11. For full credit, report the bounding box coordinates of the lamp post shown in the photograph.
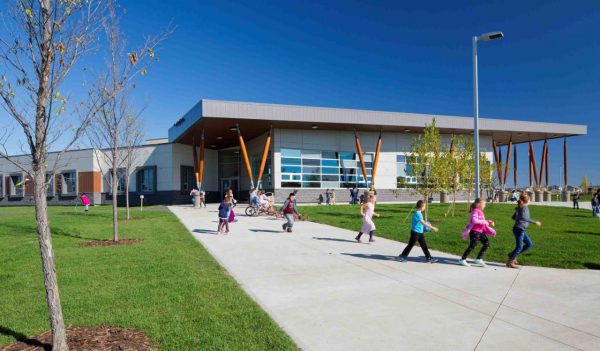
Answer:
[473,31,503,198]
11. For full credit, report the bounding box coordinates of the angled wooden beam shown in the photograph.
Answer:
[544,141,550,187]
[513,144,517,189]
[539,140,547,187]
[198,129,205,190]
[528,145,533,188]
[192,136,199,187]
[503,139,513,188]
[370,130,382,191]
[237,125,255,190]
[354,130,369,189]
[529,140,539,186]
[564,138,568,187]
[256,127,272,190]
[492,140,503,187]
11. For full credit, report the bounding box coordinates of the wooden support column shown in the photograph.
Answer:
[544,141,550,187]
[513,144,517,189]
[354,130,369,189]
[529,141,539,186]
[564,138,568,186]
[198,129,205,190]
[528,146,533,188]
[370,131,382,191]
[492,140,503,187]
[539,140,547,187]
[503,139,513,189]
[498,147,503,188]
[237,125,255,190]
[256,128,272,190]
[192,137,199,186]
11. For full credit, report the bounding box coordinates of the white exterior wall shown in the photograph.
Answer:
[0,149,96,175]
[170,143,219,192]
[273,128,493,189]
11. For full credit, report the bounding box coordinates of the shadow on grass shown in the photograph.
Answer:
[313,237,357,243]
[341,253,459,266]
[193,229,217,235]
[0,326,51,351]
[564,230,600,236]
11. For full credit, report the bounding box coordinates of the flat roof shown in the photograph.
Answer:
[168,99,587,148]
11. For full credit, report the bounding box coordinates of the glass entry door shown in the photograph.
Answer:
[221,177,239,200]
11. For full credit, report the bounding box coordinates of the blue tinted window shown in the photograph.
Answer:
[322,167,338,174]
[282,174,290,180]
[281,157,301,165]
[302,166,320,174]
[281,149,301,157]
[339,152,355,160]
[302,182,321,188]
[322,151,338,159]
[322,175,339,181]
[281,165,301,173]
[397,155,406,163]
[322,159,339,167]
[302,159,320,166]
[302,174,320,181]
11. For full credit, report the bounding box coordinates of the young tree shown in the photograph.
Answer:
[581,175,590,194]
[458,137,476,207]
[0,1,105,349]
[122,113,144,220]
[408,118,443,219]
[447,134,465,216]
[87,1,168,240]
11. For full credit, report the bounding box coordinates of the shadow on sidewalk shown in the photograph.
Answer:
[193,229,218,235]
[249,229,283,233]
[312,237,357,243]
[341,253,460,266]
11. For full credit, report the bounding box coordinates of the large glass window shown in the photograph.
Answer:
[180,166,195,192]
[397,154,418,188]
[61,171,77,195]
[280,149,373,188]
[46,173,54,197]
[9,174,24,197]
[137,166,156,193]
[0,174,4,198]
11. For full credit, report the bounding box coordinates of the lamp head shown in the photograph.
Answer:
[478,31,504,41]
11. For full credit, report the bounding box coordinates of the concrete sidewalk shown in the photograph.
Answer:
[169,205,600,351]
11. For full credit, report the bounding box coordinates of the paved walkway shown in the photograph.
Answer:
[169,205,600,351]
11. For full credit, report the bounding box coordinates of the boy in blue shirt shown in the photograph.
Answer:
[397,200,438,263]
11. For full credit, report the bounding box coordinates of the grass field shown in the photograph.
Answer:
[299,203,600,269]
[0,206,297,350]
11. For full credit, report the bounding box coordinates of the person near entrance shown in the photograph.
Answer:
[281,193,300,233]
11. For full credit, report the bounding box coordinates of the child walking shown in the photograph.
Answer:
[217,195,232,234]
[281,193,300,232]
[355,194,379,243]
[458,198,496,267]
[507,193,541,268]
[397,200,438,263]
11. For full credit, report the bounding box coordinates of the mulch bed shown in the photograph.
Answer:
[0,325,153,351]
[79,239,143,247]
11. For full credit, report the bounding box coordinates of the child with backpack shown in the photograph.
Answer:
[281,193,300,232]
[355,194,380,243]
[458,198,496,267]
[507,193,541,268]
[217,195,232,234]
[80,193,91,213]
[397,200,438,263]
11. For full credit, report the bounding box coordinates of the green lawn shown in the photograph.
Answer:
[299,203,600,269]
[0,206,297,350]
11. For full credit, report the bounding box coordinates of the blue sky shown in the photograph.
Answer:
[3,0,599,185]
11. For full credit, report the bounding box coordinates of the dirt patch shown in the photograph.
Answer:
[79,239,143,247]
[0,325,153,351]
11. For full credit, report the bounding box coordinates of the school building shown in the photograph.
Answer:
[0,100,587,206]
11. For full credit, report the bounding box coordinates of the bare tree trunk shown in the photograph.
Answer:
[125,176,130,220]
[34,169,69,351]
[112,167,119,241]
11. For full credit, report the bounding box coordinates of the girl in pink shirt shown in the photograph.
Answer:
[458,198,496,267]
[80,193,91,213]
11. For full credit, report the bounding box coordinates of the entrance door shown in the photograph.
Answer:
[221,177,239,200]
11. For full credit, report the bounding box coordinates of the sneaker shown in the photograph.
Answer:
[426,257,438,264]
[458,259,470,267]
[287,228,292,233]
[355,236,362,243]
[369,238,376,243]
[282,224,287,231]
[474,259,487,268]
[396,255,406,262]
[506,259,519,269]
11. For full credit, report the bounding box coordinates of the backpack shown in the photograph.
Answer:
[218,202,229,218]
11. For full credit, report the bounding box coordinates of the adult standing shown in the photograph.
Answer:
[330,189,336,205]
[325,188,331,205]
[573,190,580,209]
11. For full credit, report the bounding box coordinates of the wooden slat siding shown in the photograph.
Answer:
[78,171,101,193]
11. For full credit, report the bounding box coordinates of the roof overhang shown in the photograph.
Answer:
[168,100,587,149]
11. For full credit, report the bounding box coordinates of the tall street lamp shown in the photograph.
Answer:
[473,31,503,198]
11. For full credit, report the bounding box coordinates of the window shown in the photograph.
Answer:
[9,174,24,197]
[180,166,196,193]
[61,171,77,195]
[137,166,156,193]
[108,168,126,193]
[279,149,373,189]
[397,154,418,188]
[0,174,4,198]
[46,173,54,197]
